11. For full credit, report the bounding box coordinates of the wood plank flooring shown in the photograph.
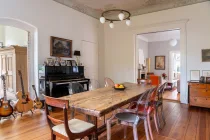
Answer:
[0,101,210,140]
[163,88,180,101]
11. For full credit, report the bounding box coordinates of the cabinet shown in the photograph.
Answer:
[0,46,28,94]
[188,82,210,108]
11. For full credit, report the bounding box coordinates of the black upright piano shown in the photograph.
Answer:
[45,66,90,97]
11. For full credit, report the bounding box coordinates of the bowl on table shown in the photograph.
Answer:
[113,84,126,91]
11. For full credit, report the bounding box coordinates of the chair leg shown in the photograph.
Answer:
[147,115,153,140]
[51,132,56,140]
[133,124,138,140]
[107,120,111,140]
[156,107,161,129]
[160,105,166,125]
[154,110,159,134]
[124,126,127,139]
[144,119,150,140]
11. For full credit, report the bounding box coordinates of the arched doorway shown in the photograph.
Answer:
[0,17,38,98]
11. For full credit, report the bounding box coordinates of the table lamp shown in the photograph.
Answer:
[74,50,81,66]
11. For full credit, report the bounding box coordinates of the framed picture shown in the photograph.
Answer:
[71,60,77,66]
[66,60,71,66]
[155,56,165,70]
[190,70,200,81]
[199,76,205,83]
[202,70,210,77]
[50,36,72,58]
[202,49,210,62]
[206,77,210,84]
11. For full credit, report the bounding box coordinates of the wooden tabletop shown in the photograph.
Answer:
[60,82,154,117]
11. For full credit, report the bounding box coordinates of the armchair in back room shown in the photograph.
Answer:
[147,75,162,86]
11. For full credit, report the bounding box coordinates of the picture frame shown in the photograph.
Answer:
[202,70,210,77]
[47,58,54,66]
[155,56,165,70]
[190,70,200,81]
[201,49,210,62]
[60,60,66,66]
[66,60,71,66]
[206,77,210,84]
[50,36,72,58]
[199,76,205,83]
[71,60,77,66]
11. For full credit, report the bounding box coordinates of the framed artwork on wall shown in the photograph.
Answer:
[50,36,72,58]
[202,49,210,62]
[155,56,165,70]
[202,70,210,77]
[190,70,200,81]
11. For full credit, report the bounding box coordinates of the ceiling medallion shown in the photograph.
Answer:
[100,9,131,28]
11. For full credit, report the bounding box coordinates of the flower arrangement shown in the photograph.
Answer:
[162,73,167,79]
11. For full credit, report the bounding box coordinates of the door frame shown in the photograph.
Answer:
[0,17,38,98]
[133,19,189,104]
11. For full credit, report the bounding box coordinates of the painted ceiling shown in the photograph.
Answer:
[54,0,208,19]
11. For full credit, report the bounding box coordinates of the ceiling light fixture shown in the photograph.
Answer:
[99,9,131,28]
[169,39,178,47]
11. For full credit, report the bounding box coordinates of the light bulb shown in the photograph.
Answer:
[100,16,105,24]
[169,39,177,47]
[118,13,125,21]
[109,21,114,28]
[126,19,131,26]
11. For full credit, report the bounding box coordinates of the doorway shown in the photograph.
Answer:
[0,25,29,100]
[135,29,181,102]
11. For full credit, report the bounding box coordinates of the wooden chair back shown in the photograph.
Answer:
[44,95,73,138]
[104,77,115,87]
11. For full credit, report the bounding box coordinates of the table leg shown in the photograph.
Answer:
[93,116,98,140]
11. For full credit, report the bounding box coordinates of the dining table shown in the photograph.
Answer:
[60,82,155,139]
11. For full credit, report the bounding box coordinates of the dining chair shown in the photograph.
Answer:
[68,82,84,118]
[106,87,156,140]
[104,77,115,87]
[69,82,84,94]
[89,79,100,90]
[44,95,97,140]
[155,82,167,129]
[128,85,160,140]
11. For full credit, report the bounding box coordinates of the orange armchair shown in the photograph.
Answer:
[147,75,161,86]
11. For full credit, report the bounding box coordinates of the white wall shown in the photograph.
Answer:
[0,0,99,97]
[148,40,180,77]
[4,26,28,46]
[0,0,99,64]
[101,2,210,103]
[0,25,5,45]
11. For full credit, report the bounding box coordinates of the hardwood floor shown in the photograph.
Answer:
[0,101,210,140]
[163,88,180,101]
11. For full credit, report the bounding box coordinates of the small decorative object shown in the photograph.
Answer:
[162,73,167,80]
[202,49,210,62]
[71,60,77,66]
[50,36,72,58]
[74,50,81,66]
[54,60,60,66]
[60,60,66,66]
[190,70,200,81]
[199,76,205,83]
[155,56,165,70]
[114,84,126,91]
[66,60,71,66]
[43,61,47,66]
[202,70,210,76]
[206,77,210,84]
